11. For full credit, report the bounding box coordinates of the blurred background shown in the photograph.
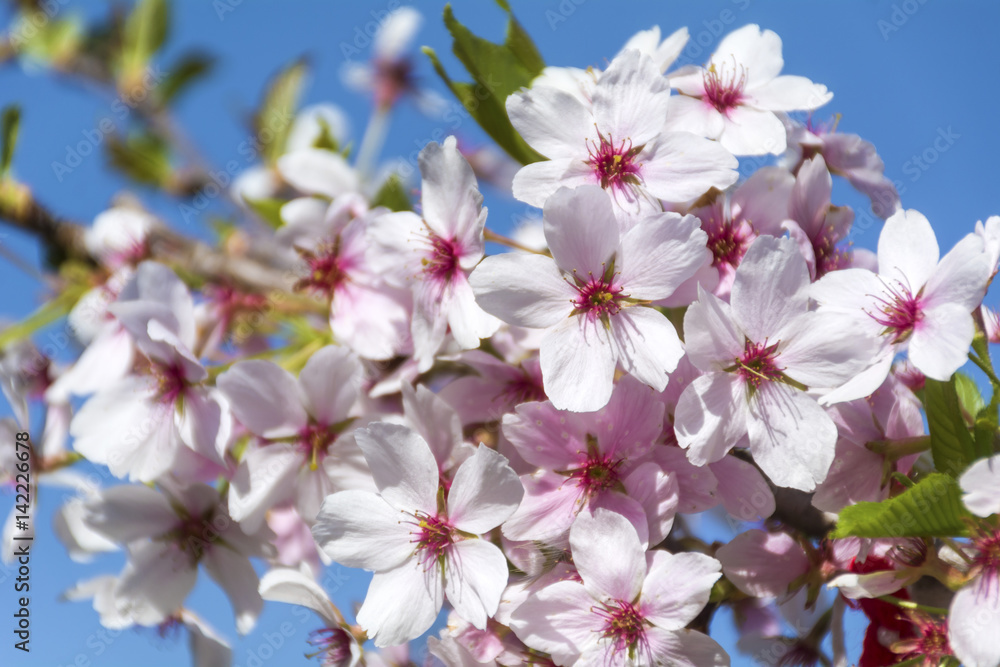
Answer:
[1,0,998,665]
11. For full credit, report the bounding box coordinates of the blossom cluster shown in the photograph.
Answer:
[4,5,1000,667]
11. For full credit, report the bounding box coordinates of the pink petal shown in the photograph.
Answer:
[447,445,524,534]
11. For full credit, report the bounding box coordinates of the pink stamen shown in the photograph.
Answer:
[571,271,625,323]
[868,277,923,342]
[307,627,354,666]
[296,238,352,297]
[703,60,747,115]
[735,339,783,388]
[586,130,643,193]
[422,234,461,283]
[406,511,455,568]
[593,600,649,658]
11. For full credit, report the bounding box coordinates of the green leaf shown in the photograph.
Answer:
[155,52,214,107]
[954,372,985,422]
[312,117,339,152]
[120,0,169,80]
[0,283,88,349]
[1,105,20,179]
[925,377,979,477]
[11,12,83,63]
[105,132,172,187]
[833,473,971,538]
[256,58,309,166]
[371,175,412,212]
[427,3,545,165]
[242,196,286,230]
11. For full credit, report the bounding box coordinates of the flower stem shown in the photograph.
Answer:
[483,228,549,256]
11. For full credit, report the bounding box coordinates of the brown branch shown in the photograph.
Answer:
[0,185,294,294]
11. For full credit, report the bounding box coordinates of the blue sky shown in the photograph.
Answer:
[2,0,999,665]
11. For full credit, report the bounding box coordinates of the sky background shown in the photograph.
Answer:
[2,0,999,665]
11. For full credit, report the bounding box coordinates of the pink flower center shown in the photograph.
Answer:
[708,219,755,269]
[894,614,952,664]
[298,422,339,470]
[153,362,188,405]
[703,61,747,115]
[165,511,221,565]
[422,234,461,283]
[410,511,455,567]
[572,273,625,323]
[496,370,546,407]
[595,600,648,657]
[973,530,1000,573]
[308,627,354,666]
[868,278,923,342]
[586,131,643,193]
[735,339,783,389]
[568,448,623,496]
[296,238,351,297]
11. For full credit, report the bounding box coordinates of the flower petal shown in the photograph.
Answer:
[357,556,443,647]
[570,508,646,603]
[216,361,307,439]
[539,315,616,412]
[444,538,510,629]
[470,252,574,329]
[311,490,413,571]
[447,445,524,534]
[642,550,721,629]
[543,185,620,275]
[355,422,439,514]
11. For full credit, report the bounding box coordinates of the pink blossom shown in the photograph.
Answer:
[472,185,710,411]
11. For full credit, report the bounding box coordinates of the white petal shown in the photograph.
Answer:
[543,186,620,275]
[641,132,739,201]
[298,345,361,425]
[711,24,783,86]
[447,445,524,534]
[923,232,991,312]
[645,627,730,667]
[510,157,593,209]
[357,557,442,647]
[674,373,747,466]
[642,551,721,629]
[683,286,745,372]
[470,252,574,328]
[374,6,421,60]
[312,490,413,571]
[444,539,509,629]
[664,94,725,139]
[259,567,339,627]
[83,484,176,543]
[719,106,787,156]
[747,382,836,491]
[715,529,808,598]
[446,274,501,349]
[203,547,262,635]
[908,303,975,381]
[216,361,307,438]
[748,75,832,111]
[418,137,484,242]
[618,213,710,300]
[710,455,776,521]
[508,580,602,664]
[355,422,439,514]
[731,235,810,343]
[949,573,1000,667]
[113,541,196,626]
[539,315,616,412]
[227,445,300,533]
[960,454,1000,517]
[777,311,878,389]
[877,209,940,289]
[609,306,683,392]
[570,508,646,603]
[506,87,591,159]
[277,149,358,199]
[593,49,671,145]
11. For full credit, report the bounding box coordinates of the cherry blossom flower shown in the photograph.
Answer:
[674,235,876,491]
[368,137,500,369]
[217,345,373,531]
[70,262,231,482]
[471,185,710,411]
[960,453,1000,518]
[259,567,362,667]
[947,525,1000,667]
[501,375,678,545]
[811,208,992,389]
[509,509,728,666]
[716,529,810,599]
[279,196,413,361]
[782,154,855,278]
[82,482,272,634]
[312,422,523,646]
[667,24,832,155]
[508,49,738,227]
[84,207,154,270]
[782,115,900,219]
